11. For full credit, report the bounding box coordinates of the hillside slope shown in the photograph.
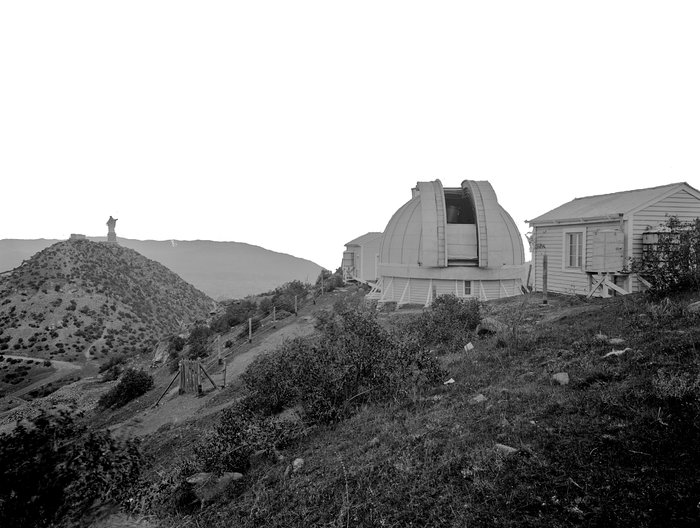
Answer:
[0,238,323,300]
[0,239,214,364]
[126,291,700,528]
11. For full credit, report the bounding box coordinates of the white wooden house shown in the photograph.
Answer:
[370,180,526,305]
[527,182,700,297]
[341,232,383,284]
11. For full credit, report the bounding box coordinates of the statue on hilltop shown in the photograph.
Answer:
[106,216,118,243]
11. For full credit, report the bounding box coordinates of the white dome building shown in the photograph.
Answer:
[371,179,525,305]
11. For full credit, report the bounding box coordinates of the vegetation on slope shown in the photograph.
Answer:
[136,290,700,527]
[0,407,141,528]
[0,239,214,364]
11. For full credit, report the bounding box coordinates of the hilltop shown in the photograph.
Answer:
[0,238,323,300]
[0,239,214,365]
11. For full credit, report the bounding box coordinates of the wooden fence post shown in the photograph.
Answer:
[248,318,252,343]
[542,253,548,305]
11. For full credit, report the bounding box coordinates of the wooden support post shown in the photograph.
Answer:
[248,318,252,343]
[272,306,276,328]
[216,336,222,365]
[222,360,227,388]
[199,364,220,390]
[154,370,181,407]
[294,295,298,316]
[542,254,548,305]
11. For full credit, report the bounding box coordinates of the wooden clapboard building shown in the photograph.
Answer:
[369,180,526,305]
[342,232,383,284]
[527,182,700,297]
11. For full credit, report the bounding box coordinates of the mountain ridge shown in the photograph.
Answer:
[0,238,324,300]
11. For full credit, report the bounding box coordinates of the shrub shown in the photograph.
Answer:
[395,294,481,353]
[98,368,154,409]
[0,407,141,527]
[270,280,310,313]
[633,216,700,294]
[242,307,444,423]
[186,324,212,359]
[98,353,127,374]
[316,268,344,293]
[211,300,257,333]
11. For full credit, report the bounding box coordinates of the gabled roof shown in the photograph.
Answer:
[528,182,700,225]
[345,232,383,247]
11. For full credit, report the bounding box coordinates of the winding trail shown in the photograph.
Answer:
[109,311,322,438]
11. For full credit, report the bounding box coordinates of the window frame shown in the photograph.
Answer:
[463,280,472,296]
[562,228,586,271]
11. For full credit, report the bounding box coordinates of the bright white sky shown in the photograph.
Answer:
[2,1,699,270]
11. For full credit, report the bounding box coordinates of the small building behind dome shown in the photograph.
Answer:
[342,232,383,284]
[371,179,526,305]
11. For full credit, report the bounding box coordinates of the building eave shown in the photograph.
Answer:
[527,213,625,227]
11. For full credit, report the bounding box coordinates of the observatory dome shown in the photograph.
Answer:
[374,179,525,304]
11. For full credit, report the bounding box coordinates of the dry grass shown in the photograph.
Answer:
[141,291,700,527]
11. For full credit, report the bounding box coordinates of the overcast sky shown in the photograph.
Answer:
[2,2,699,270]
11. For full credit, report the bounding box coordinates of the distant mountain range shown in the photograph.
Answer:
[0,238,324,300]
[0,239,214,364]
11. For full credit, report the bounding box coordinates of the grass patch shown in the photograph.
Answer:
[139,291,700,527]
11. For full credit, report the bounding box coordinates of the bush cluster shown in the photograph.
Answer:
[210,299,257,333]
[193,403,303,474]
[0,408,141,527]
[98,368,154,409]
[315,268,344,293]
[633,216,700,295]
[242,307,444,423]
[393,294,481,353]
[99,353,127,381]
[186,324,213,359]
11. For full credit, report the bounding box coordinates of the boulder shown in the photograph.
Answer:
[470,393,487,405]
[292,457,305,472]
[476,317,508,335]
[217,472,244,489]
[608,337,626,346]
[494,443,518,456]
[186,472,214,486]
[464,342,475,352]
[604,347,632,358]
[552,372,570,385]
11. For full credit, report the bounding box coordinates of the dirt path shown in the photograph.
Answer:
[1,354,81,400]
[109,313,320,438]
